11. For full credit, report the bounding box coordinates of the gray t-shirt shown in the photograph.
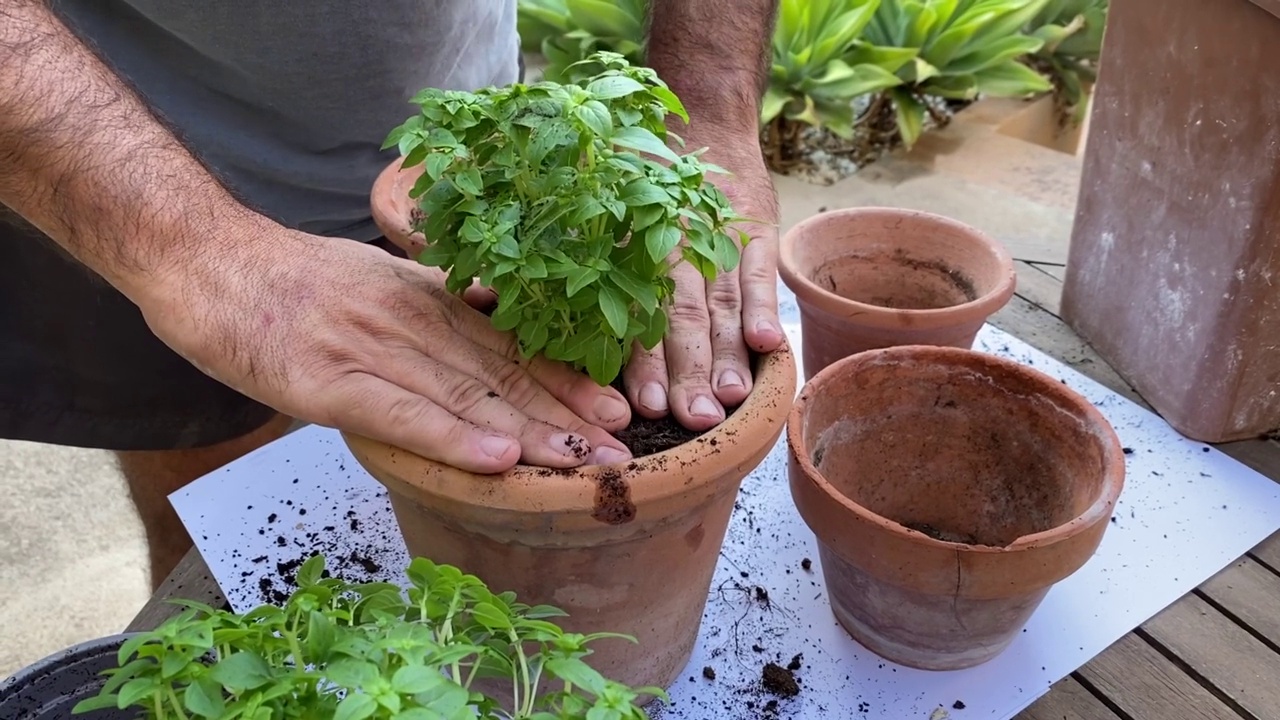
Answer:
[52,0,519,241]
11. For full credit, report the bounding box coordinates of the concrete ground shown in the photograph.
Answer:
[0,442,148,679]
[0,93,1085,682]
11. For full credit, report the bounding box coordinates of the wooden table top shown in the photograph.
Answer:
[128,261,1280,720]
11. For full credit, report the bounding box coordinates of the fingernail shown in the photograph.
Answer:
[593,393,629,423]
[756,319,781,337]
[717,370,745,390]
[551,433,590,460]
[591,446,632,465]
[480,435,514,460]
[690,395,722,419]
[639,383,668,413]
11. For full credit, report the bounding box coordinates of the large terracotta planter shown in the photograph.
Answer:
[787,346,1124,671]
[779,207,1016,380]
[343,346,796,692]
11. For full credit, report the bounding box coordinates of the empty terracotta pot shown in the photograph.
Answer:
[779,207,1017,380]
[343,345,797,693]
[787,345,1124,671]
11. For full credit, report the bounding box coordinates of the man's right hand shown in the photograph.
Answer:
[138,226,634,474]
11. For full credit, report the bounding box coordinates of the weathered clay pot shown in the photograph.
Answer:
[787,346,1124,671]
[370,159,427,256]
[0,634,141,719]
[343,346,796,692]
[778,207,1016,380]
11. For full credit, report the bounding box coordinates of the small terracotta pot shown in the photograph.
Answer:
[787,346,1124,671]
[370,158,426,256]
[778,207,1017,380]
[343,346,797,692]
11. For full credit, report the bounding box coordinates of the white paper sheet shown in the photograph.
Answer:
[171,286,1280,720]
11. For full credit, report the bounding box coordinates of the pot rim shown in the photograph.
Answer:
[343,342,797,515]
[778,207,1017,330]
[786,344,1126,554]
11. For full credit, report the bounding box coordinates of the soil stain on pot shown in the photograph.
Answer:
[592,467,637,525]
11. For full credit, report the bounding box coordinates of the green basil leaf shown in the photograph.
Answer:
[597,285,630,338]
[610,126,680,164]
[334,693,377,720]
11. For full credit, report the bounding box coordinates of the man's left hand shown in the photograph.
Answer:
[621,132,785,431]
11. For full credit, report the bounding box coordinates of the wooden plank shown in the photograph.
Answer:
[1143,593,1280,719]
[1075,633,1241,720]
[1015,261,1064,316]
[125,546,225,632]
[1198,557,1280,649]
[1015,676,1121,720]
[1031,262,1067,281]
[989,293,1147,406]
[1250,532,1280,571]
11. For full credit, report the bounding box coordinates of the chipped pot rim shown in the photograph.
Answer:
[786,344,1127,555]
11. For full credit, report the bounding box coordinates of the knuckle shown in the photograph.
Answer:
[668,293,710,326]
[381,394,433,430]
[707,279,742,319]
[484,358,543,410]
[441,375,498,418]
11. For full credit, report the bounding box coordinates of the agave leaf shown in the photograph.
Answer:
[810,2,881,66]
[960,0,1052,55]
[922,15,988,69]
[904,3,940,48]
[1053,6,1107,58]
[919,73,979,100]
[517,0,571,52]
[972,58,1053,96]
[813,100,859,139]
[761,84,790,123]
[803,59,904,99]
[565,0,645,39]
[890,87,927,147]
[1030,22,1078,54]
[847,42,920,75]
[947,34,1044,74]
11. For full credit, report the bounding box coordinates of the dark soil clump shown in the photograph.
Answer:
[613,413,704,457]
[761,663,800,698]
[702,666,716,680]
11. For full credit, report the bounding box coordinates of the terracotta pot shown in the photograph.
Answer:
[778,207,1016,380]
[370,158,426,256]
[342,346,797,692]
[786,346,1124,671]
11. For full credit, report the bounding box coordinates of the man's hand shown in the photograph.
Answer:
[142,226,634,473]
[1,1,630,474]
[633,0,784,429]
[622,138,785,429]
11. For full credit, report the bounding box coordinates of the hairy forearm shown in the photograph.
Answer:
[646,0,777,136]
[0,1,270,305]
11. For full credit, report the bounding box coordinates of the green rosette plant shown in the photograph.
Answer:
[762,0,907,141]
[382,51,748,387]
[861,0,1054,146]
[73,554,664,720]
[1025,0,1108,126]
[517,0,649,83]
